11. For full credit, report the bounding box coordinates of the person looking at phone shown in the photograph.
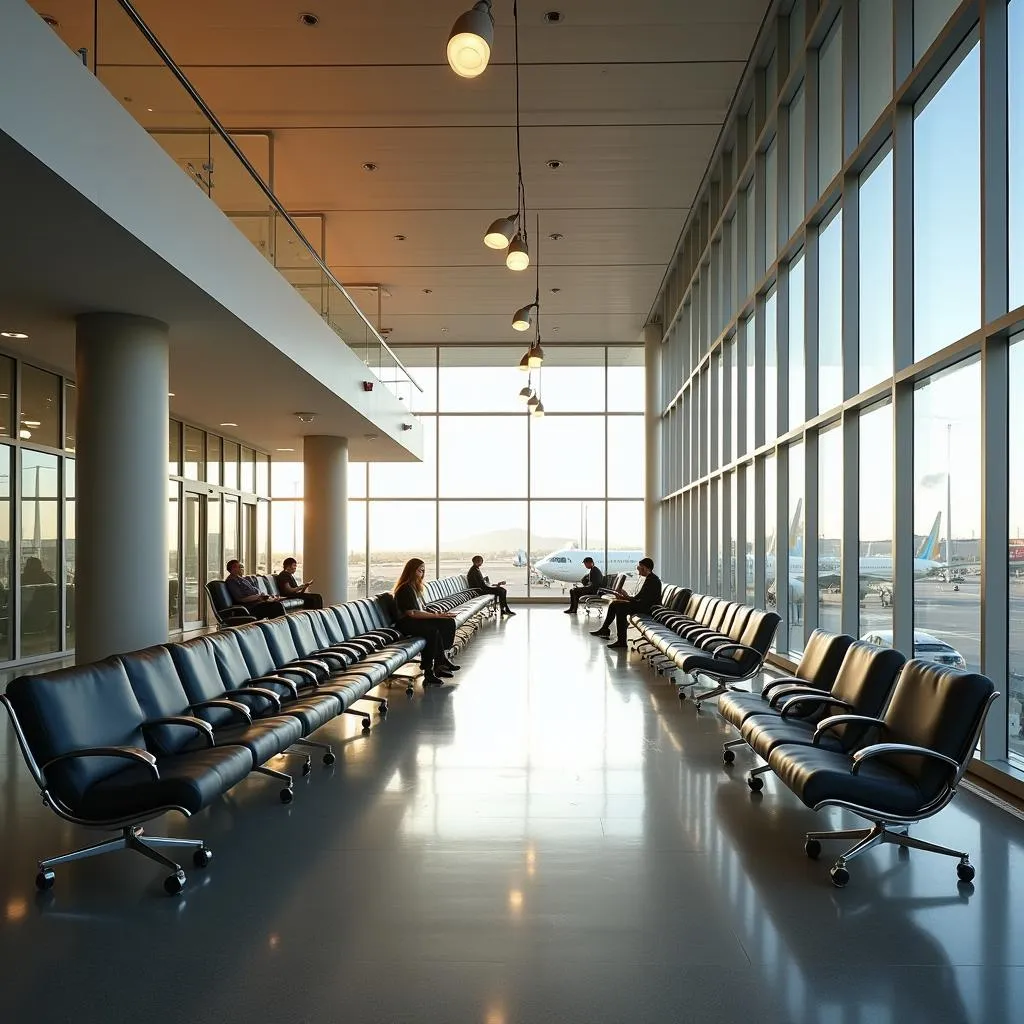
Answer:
[466,555,514,616]
[274,557,324,610]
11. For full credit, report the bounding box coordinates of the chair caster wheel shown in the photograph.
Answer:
[804,838,821,860]
[830,865,850,888]
[957,860,976,883]
[35,870,55,891]
[323,752,336,765]
[164,871,186,896]
[747,775,764,793]
[361,721,371,733]
[378,704,388,716]
[280,787,294,804]
[406,685,414,696]
[678,691,686,701]
[302,759,312,776]
[722,749,735,765]
[193,846,213,868]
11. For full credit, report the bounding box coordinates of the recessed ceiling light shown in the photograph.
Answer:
[440,327,449,334]
[544,11,563,23]
[364,433,379,440]
[549,232,563,241]
[362,162,378,172]
[41,14,59,27]
[1,332,28,339]
[546,159,563,170]
[551,286,561,293]
[298,12,319,26]
[275,447,295,452]
[220,422,238,427]
[552,326,560,332]
[146,107,154,112]
[423,288,433,294]
[394,234,406,242]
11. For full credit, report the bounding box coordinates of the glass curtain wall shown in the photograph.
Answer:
[271,346,644,600]
[655,1,1024,779]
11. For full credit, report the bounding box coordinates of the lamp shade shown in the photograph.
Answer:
[527,341,545,369]
[527,393,540,411]
[447,2,494,78]
[518,385,534,403]
[484,214,518,249]
[531,399,545,418]
[518,350,531,371]
[512,304,533,332]
[506,232,530,272]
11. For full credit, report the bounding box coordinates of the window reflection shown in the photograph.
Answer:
[859,0,893,136]
[789,254,805,429]
[20,450,59,657]
[859,402,893,638]
[765,139,778,265]
[818,18,842,191]
[817,424,842,635]
[818,207,843,412]
[745,463,755,605]
[859,147,894,389]
[764,292,778,443]
[1010,0,1024,309]
[913,39,980,361]
[913,359,980,670]
[787,443,805,654]
[20,365,60,449]
[763,454,776,622]
[788,85,805,236]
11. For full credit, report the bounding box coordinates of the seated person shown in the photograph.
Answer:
[566,556,602,614]
[590,558,662,649]
[22,556,55,586]
[224,559,286,620]
[393,558,460,686]
[466,555,514,616]
[274,557,324,610]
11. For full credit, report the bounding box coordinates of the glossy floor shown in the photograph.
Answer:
[2,609,1024,1023]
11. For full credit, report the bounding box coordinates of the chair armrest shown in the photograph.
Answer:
[191,698,253,724]
[290,658,330,673]
[250,674,300,697]
[711,642,764,661]
[768,683,831,709]
[142,716,215,747]
[778,694,855,719]
[277,665,320,683]
[850,743,960,776]
[761,675,808,698]
[42,746,159,779]
[231,686,283,711]
[812,714,886,745]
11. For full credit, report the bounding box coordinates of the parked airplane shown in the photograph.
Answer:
[533,549,645,585]
[512,549,528,567]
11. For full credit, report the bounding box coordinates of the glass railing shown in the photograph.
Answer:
[36,0,421,404]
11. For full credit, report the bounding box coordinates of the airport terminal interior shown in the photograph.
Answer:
[3,0,1024,1020]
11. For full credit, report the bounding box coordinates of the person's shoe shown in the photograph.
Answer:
[438,659,461,672]
[423,674,444,687]
[502,608,516,616]
[564,608,576,614]
[590,628,611,638]
[434,666,455,679]
[607,640,628,650]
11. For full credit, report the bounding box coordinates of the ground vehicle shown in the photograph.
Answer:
[860,629,967,669]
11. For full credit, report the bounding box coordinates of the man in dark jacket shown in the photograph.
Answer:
[467,556,514,616]
[590,558,662,649]
[566,556,603,614]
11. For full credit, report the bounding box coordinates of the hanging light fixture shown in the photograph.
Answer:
[512,302,535,332]
[519,372,534,402]
[518,349,531,371]
[506,232,529,272]
[527,340,545,368]
[446,1,494,78]
[527,393,540,412]
[531,398,545,418]
[485,213,518,249]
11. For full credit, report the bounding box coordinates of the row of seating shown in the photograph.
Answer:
[716,628,997,887]
[207,573,307,625]
[1,576,496,895]
[579,573,627,617]
[628,588,782,709]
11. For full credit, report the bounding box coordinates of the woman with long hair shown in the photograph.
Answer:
[393,558,460,686]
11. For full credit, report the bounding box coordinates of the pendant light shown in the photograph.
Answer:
[519,372,534,402]
[531,398,545,418]
[512,303,535,332]
[527,340,544,368]
[516,217,543,362]
[527,393,540,412]
[446,1,494,78]
[485,213,519,249]
[518,350,531,371]
[506,232,530,271]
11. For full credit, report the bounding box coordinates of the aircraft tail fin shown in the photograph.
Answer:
[916,511,943,562]
[788,498,804,556]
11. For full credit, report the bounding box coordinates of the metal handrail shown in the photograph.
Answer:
[112,0,422,392]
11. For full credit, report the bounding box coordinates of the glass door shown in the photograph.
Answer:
[206,492,222,620]
[182,490,203,629]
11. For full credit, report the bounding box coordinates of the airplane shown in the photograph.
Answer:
[512,549,528,567]
[533,549,645,586]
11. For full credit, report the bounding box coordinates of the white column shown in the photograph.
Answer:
[303,435,348,605]
[644,323,662,566]
[75,312,169,663]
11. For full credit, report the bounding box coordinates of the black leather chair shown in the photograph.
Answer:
[580,572,627,617]
[120,645,305,803]
[766,659,998,886]
[736,640,906,791]
[719,628,856,761]
[2,659,251,893]
[206,579,257,627]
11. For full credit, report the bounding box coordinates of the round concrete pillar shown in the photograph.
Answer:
[74,312,169,663]
[303,435,348,605]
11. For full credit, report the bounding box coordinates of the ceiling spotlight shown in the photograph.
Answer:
[41,14,59,27]
[295,412,317,423]
[518,385,534,403]
[394,234,406,242]
[441,327,449,334]
[532,399,546,418]
[506,232,530,272]
[550,287,561,293]
[423,288,433,294]
[518,350,531,371]
[544,11,563,23]
[0,331,28,339]
[512,304,534,332]
[298,12,319,26]
[549,232,563,241]
[484,214,519,250]
[546,159,563,170]
[527,341,545,369]
[362,162,378,172]
[447,1,494,78]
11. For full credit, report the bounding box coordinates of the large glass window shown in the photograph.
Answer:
[745,464,755,606]
[608,348,645,411]
[913,359,980,670]
[438,349,524,412]
[764,292,778,443]
[372,418,437,497]
[63,382,76,452]
[818,18,843,192]
[369,501,437,590]
[818,206,843,412]
[859,0,893,137]
[914,0,963,62]
[1009,335,1024,758]
[0,446,11,661]
[0,357,12,442]
[183,425,203,480]
[21,450,60,656]
[859,402,893,638]
[64,460,74,650]
[440,501,528,598]
[788,254,805,430]
[531,417,605,498]
[787,443,805,655]
[1010,0,1024,310]
[20,366,60,449]
[788,85,805,237]
[763,454,777,634]
[743,316,755,455]
[608,417,645,496]
[859,147,894,390]
[765,139,779,265]
[168,482,180,631]
[440,416,525,498]
[817,424,842,635]
[913,39,981,361]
